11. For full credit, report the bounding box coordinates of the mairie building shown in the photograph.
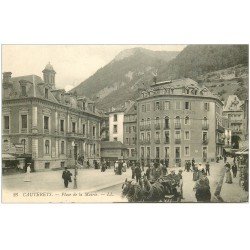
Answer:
[137,78,225,166]
[2,63,102,170]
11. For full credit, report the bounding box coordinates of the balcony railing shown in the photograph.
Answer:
[155,139,161,144]
[230,120,243,124]
[216,124,225,133]
[164,139,170,144]
[232,129,242,133]
[140,125,145,130]
[174,123,181,129]
[202,124,209,130]
[154,124,161,130]
[202,139,209,145]
[175,138,181,144]
[164,124,170,130]
[216,138,225,144]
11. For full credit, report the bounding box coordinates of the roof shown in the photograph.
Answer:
[139,78,220,101]
[223,95,244,112]
[43,62,56,72]
[101,141,127,149]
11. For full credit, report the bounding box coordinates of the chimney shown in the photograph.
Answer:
[3,72,12,84]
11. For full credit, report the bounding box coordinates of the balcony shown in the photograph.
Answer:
[164,124,170,130]
[202,139,209,145]
[140,125,145,131]
[216,124,225,133]
[164,139,170,144]
[145,124,151,130]
[154,124,161,130]
[216,138,225,145]
[174,123,181,129]
[202,124,209,130]
[44,129,50,135]
[232,129,242,134]
[175,138,181,144]
[155,139,161,144]
[230,120,243,124]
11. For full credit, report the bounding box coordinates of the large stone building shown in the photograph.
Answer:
[223,95,244,149]
[123,102,137,160]
[2,63,102,170]
[136,78,225,166]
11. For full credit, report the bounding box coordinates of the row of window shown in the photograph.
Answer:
[125,137,137,145]
[140,146,208,159]
[140,131,209,142]
[140,116,209,126]
[124,125,136,133]
[3,115,98,137]
[141,101,210,112]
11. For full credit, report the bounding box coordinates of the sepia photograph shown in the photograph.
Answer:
[1,44,249,203]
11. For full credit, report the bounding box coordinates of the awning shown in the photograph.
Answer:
[2,153,16,161]
[235,147,248,155]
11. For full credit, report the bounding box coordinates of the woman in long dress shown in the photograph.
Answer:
[225,163,232,184]
[24,163,31,182]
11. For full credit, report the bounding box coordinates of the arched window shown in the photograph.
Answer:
[175,116,181,129]
[61,141,65,154]
[203,117,208,125]
[165,116,170,129]
[184,116,190,125]
[45,140,50,154]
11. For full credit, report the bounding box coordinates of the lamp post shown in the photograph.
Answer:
[72,141,78,189]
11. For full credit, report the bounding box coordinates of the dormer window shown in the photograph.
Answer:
[21,85,27,96]
[45,88,49,99]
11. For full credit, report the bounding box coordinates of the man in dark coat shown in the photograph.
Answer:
[194,173,211,202]
[192,158,195,171]
[62,167,72,188]
[205,162,210,176]
[135,165,142,182]
[232,163,237,178]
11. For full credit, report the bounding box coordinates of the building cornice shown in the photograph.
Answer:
[2,97,103,120]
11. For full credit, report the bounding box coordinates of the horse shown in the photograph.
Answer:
[142,174,165,202]
[121,178,144,202]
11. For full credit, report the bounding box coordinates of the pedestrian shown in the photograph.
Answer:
[232,163,237,178]
[194,172,211,202]
[141,160,145,172]
[114,161,119,174]
[146,165,151,180]
[118,160,123,175]
[135,165,142,182]
[122,161,127,172]
[205,162,210,176]
[131,162,135,179]
[224,155,227,163]
[101,161,106,172]
[24,163,32,182]
[225,163,233,184]
[193,164,199,181]
[62,167,72,188]
[162,162,167,176]
[87,159,90,169]
[177,170,184,199]
[192,158,195,171]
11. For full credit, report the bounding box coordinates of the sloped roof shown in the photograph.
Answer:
[101,141,127,149]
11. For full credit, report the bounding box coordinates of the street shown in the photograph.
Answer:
[2,158,248,203]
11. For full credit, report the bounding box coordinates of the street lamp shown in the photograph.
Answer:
[71,141,78,189]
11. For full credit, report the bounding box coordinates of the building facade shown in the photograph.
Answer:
[136,78,225,166]
[123,103,137,160]
[2,64,102,170]
[223,95,244,149]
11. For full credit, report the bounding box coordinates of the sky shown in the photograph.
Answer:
[2,45,186,91]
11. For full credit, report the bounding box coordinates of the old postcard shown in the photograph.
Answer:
[1,44,249,203]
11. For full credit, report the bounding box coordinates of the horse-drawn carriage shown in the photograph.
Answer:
[122,173,182,203]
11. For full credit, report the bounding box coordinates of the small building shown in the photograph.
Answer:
[100,141,127,165]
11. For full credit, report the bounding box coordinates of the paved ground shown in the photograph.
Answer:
[2,158,248,203]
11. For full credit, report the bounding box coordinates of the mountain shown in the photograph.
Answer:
[71,45,248,110]
[157,45,248,81]
[70,47,179,109]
